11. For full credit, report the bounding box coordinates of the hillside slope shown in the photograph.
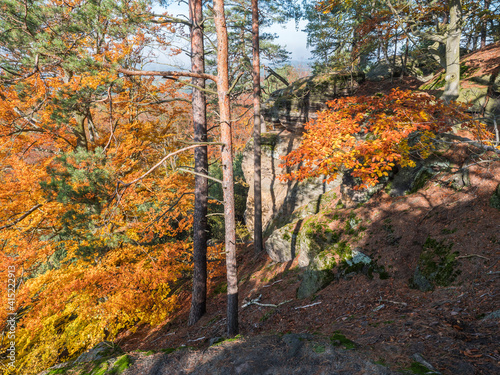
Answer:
[39,47,500,375]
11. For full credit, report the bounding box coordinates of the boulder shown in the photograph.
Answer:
[410,237,460,292]
[265,222,299,263]
[490,183,500,209]
[242,131,342,238]
[340,172,387,208]
[74,341,119,363]
[262,72,364,132]
[386,157,452,197]
[366,61,402,81]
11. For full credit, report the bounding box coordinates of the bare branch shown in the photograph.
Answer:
[136,98,191,106]
[0,204,42,230]
[151,15,192,26]
[228,71,245,95]
[264,66,289,86]
[177,168,223,184]
[121,144,203,187]
[103,63,217,82]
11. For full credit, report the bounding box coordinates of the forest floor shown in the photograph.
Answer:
[49,46,500,375]
[114,140,500,374]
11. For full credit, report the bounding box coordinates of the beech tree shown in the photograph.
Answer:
[282,89,496,187]
[0,1,207,372]
[383,0,463,101]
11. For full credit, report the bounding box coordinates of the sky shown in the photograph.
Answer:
[152,2,312,69]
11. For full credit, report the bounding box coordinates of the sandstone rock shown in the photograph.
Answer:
[265,222,298,263]
[340,172,387,208]
[386,158,452,197]
[411,266,434,292]
[243,131,341,239]
[262,72,364,132]
[297,268,334,299]
[483,309,500,320]
[410,237,460,292]
[74,341,118,363]
[366,61,402,81]
[490,183,500,209]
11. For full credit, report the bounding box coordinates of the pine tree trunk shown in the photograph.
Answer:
[480,0,491,49]
[443,0,461,102]
[213,0,238,337]
[252,0,263,254]
[188,0,208,326]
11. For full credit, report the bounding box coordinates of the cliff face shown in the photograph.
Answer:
[241,131,341,239]
[242,54,500,300]
[242,72,364,238]
[261,72,364,132]
[421,41,500,120]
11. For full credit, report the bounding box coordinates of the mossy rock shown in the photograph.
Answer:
[386,157,452,196]
[74,342,121,363]
[262,72,364,130]
[297,268,334,299]
[490,183,500,209]
[410,237,461,291]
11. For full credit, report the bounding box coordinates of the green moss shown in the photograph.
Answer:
[108,355,131,374]
[213,282,227,295]
[441,227,457,234]
[330,331,357,349]
[47,369,68,375]
[212,334,243,346]
[405,361,435,374]
[332,241,351,259]
[490,187,500,209]
[411,237,460,289]
[91,362,108,375]
[161,348,177,354]
[312,344,326,353]
[410,169,434,193]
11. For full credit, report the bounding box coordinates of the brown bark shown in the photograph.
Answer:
[442,0,461,102]
[480,0,491,49]
[188,0,208,327]
[104,64,216,81]
[213,0,238,336]
[252,0,263,254]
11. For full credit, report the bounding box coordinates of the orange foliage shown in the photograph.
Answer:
[0,1,225,373]
[281,89,495,188]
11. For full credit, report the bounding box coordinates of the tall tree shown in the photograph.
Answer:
[188,0,209,326]
[383,0,463,100]
[213,0,239,336]
[252,0,263,254]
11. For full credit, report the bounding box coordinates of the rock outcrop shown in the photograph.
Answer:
[242,131,342,238]
[262,72,364,132]
[421,42,500,121]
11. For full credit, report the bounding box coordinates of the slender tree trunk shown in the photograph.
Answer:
[213,0,238,336]
[443,0,462,102]
[480,0,491,49]
[251,0,263,254]
[188,0,208,326]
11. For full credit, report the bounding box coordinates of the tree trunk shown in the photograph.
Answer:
[251,0,263,254]
[213,0,238,337]
[480,0,491,49]
[443,0,461,102]
[188,0,208,326]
